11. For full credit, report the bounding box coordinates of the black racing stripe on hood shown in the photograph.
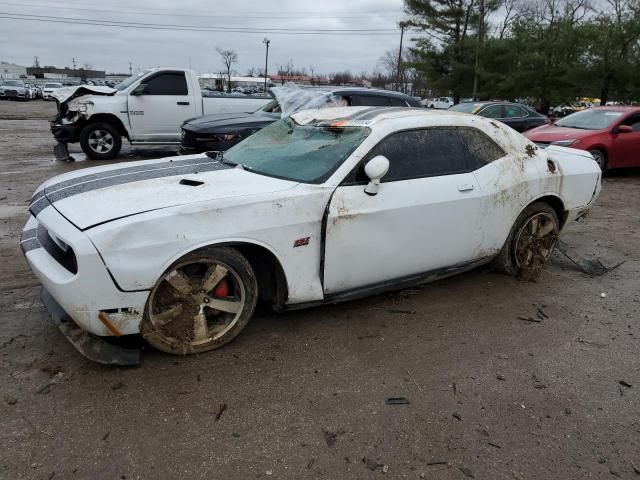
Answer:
[44,156,213,194]
[30,194,53,217]
[45,160,232,204]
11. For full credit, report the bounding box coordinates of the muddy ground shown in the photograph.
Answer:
[0,100,638,480]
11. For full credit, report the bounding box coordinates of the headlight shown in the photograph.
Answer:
[550,139,578,147]
[77,103,88,112]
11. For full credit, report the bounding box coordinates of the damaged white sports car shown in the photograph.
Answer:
[22,106,601,364]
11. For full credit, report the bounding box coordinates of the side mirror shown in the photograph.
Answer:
[617,125,633,134]
[363,155,390,196]
[131,84,148,96]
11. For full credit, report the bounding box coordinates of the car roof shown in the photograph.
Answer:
[298,85,415,99]
[291,106,536,157]
[586,105,640,112]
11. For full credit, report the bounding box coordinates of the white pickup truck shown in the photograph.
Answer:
[50,68,271,160]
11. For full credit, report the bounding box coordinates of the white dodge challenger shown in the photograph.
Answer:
[22,106,601,364]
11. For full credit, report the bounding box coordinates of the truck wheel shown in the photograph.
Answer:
[79,122,122,160]
[493,202,559,280]
[140,247,258,355]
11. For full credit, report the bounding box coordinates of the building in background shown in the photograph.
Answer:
[0,62,28,80]
[27,66,105,83]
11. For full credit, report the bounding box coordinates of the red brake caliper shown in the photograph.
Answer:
[209,278,229,316]
[213,278,229,297]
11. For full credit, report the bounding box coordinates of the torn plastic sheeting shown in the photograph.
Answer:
[271,82,345,117]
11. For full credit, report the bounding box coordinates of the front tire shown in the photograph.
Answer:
[79,122,122,160]
[140,247,258,355]
[494,202,560,280]
[588,149,607,171]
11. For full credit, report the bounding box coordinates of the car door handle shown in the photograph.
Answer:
[457,184,474,192]
[177,101,190,105]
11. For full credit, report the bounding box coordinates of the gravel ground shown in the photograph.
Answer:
[0,100,639,480]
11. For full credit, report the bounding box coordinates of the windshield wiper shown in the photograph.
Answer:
[206,150,238,166]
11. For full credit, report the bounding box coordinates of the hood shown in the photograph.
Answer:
[52,85,117,104]
[31,155,297,230]
[524,124,602,142]
[184,112,276,133]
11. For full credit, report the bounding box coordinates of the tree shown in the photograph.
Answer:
[580,0,640,104]
[216,47,238,93]
[405,0,486,102]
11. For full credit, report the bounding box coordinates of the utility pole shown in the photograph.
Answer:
[263,38,270,93]
[129,62,133,75]
[34,56,40,68]
[472,0,485,101]
[72,57,76,70]
[395,22,408,92]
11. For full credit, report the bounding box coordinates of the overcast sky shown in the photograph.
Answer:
[1,0,408,76]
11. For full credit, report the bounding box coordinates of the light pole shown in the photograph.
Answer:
[263,38,270,93]
[395,22,409,93]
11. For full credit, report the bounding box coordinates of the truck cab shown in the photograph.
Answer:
[50,68,271,160]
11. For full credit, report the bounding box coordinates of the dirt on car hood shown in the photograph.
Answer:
[30,155,297,230]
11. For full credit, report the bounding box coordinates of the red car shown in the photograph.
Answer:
[524,106,640,170]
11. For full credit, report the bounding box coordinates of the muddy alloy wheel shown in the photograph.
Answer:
[513,212,559,271]
[493,202,560,278]
[141,247,258,355]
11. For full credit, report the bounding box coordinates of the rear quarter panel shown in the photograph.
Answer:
[545,146,601,210]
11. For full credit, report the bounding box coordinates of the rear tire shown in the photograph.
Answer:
[79,122,122,160]
[494,202,560,280]
[588,149,607,171]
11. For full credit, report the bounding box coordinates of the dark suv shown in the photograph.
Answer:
[180,87,422,154]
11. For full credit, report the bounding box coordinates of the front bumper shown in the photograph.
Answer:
[21,206,149,339]
[40,288,140,366]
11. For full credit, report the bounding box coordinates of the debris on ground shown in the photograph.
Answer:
[460,467,475,478]
[363,458,386,472]
[488,441,502,448]
[215,403,227,421]
[619,380,632,388]
[385,397,410,405]
[452,413,462,421]
[322,428,345,447]
[35,372,64,394]
[556,240,624,276]
[426,461,448,466]
[5,396,17,405]
[496,374,506,381]
[518,316,542,323]
[111,382,125,391]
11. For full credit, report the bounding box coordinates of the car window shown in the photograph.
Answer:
[504,105,526,118]
[478,105,504,119]
[144,72,188,95]
[363,128,469,182]
[389,97,408,107]
[621,114,640,132]
[349,95,391,107]
[458,127,506,169]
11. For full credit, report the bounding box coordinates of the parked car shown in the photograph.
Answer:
[42,82,63,100]
[0,80,31,101]
[424,96,454,109]
[449,101,549,132]
[49,68,272,161]
[180,87,423,154]
[524,106,640,170]
[22,107,601,364]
